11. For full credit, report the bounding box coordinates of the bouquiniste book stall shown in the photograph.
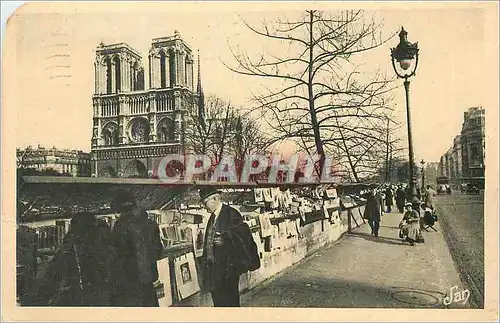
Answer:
[148,183,345,307]
[16,177,368,307]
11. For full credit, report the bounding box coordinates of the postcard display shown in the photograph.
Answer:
[246,187,341,256]
[151,208,206,305]
[151,186,342,306]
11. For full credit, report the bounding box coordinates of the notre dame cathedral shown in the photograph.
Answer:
[91,31,201,178]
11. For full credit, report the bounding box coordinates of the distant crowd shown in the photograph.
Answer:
[362,183,438,246]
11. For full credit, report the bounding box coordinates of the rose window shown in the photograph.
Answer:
[129,118,149,143]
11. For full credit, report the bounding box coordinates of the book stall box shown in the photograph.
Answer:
[151,206,207,305]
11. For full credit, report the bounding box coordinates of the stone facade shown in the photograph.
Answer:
[17,145,91,177]
[439,107,485,185]
[460,107,485,180]
[91,31,197,178]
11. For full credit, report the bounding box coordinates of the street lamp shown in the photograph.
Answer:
[420,159,426,193]
[391,27,420,209]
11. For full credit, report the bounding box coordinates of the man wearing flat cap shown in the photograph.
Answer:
[199,187,260,307]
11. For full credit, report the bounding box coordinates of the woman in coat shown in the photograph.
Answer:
[395,185,406,213]
[399,202,420,246]
[32,212,114,306]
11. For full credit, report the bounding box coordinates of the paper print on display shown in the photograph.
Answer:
[285,219,298,237]
[180,263,192,284]
[258,213,273,238]
[174,252,200,300]
[295,218,302,234]
[269,187,280,209]
[180,225,193,243]
[330,210,340,224]
[193,228,205,257]
[252,231,263,256]
[323,205,330,219]
[254,188,264,202]
[284,189,292,205]
[156,257,173,307]
[326,189,338,198]
[263,188,272,202]
[330,197,341,207]
[278,221,287,239]
[271,225,281,249]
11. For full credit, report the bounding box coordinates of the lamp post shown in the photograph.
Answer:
[391,27,420,209]
[420,159,426,193]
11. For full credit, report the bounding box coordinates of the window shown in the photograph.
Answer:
[160,51,167,88]
[157,117,175,142]
[106,58,112,94]
[168,49,176,87]
[113,56,121,93]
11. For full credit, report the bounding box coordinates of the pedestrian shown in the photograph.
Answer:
[395,185,406,213]
[32,212,114,306]
[363,189,383,237]
[398,202,420,246]
[423,185,436,211]
[199,187,260,307]
[110,190,162,307]
[385,185,394,213]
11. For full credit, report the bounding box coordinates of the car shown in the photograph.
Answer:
[437,184,447,194]
[466,184,479,195]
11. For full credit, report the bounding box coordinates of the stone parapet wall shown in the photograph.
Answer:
[176,206,357,307]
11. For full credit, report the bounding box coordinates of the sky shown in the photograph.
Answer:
[4,2,498,163]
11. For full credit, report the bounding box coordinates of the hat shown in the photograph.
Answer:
[405,202,412,207]
[199,187,221,201]
[110,189,136,211]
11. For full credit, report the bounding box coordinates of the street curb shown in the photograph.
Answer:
[437,206,484,308]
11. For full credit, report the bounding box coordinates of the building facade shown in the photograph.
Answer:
[17,145,91,177]
[460,107,485,180]
[91,31,198,178]
[439,106,485,186]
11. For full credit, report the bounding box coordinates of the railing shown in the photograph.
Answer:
[96,88,183,117]
[157,92,174,112]
[101,97,119,117]
[128,94,149,115]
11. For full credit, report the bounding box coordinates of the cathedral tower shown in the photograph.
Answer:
[91,33,196,178]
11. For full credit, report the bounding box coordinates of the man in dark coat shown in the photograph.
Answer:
[385,186,394,213]
[199,187,260,307]
[363,189,383,236]
[110,190,163,307]
[395,185,406,213]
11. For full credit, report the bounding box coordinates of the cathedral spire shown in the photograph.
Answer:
[197,50,206,126]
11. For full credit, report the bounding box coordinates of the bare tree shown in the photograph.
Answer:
[225,10,397,177]
[17,148,30,168]
[185,94,269,172]
[232,116,269,162]
[185,95,235,163]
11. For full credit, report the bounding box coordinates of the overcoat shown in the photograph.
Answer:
[201,204,260,292]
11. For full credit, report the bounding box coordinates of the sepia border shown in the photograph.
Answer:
[2,1,499,321]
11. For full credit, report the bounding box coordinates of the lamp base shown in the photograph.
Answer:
[408,177,421,214]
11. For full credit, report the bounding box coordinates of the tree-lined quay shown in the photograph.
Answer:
[12,6,489,315]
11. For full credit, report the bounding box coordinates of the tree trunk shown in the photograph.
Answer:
[307,10,325,178]
[385,118,390,182]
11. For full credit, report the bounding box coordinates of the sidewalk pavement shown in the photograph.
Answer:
[241,209,471,308]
